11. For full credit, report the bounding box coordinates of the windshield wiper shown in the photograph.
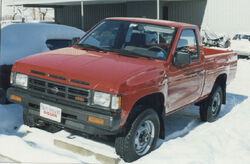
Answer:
[111,49,154,60]
[74,44,107,52]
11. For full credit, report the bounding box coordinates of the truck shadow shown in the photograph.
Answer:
[158,92,247,147]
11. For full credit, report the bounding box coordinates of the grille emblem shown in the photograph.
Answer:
[50,87,59,94]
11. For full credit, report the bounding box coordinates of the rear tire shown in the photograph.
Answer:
[115,107,160,162]
[200,85,223,122]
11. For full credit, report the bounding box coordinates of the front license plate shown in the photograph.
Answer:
[40,103,62,123]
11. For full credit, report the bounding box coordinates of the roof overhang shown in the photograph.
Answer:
[7,0,196,7]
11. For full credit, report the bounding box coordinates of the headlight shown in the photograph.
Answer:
[93,91,121,110]
[93,91,111,108]
[12,73,28,89]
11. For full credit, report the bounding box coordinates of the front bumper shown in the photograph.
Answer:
[7,87,121,135]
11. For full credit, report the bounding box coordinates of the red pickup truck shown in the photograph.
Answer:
[7,17,237,162]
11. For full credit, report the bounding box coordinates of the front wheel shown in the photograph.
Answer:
[200,85,223,122]
[115,108,160,162]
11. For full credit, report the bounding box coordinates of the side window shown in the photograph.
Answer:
[46,39,72,50]
[176,29,199,62]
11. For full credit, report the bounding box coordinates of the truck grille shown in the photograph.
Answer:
[28,77,90,105]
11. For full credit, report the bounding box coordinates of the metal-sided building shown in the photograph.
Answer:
[8,0,250,35]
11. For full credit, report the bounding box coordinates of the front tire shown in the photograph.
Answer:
[115,108,160,162]
[200,85,223,122]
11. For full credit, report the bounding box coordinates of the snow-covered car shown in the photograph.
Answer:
[0,23,85,103]
[230,33,250,58]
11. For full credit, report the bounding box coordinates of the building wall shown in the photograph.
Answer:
[201,0,250,35]
[166,0,207,28]
[126,1,157,19]
[54,0,250,36]
[55,4,126,31]
[55,6,82,29]
[164,0,250,36]
[83,4,126,31]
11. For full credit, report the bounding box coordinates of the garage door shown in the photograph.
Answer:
[84,4,126,31]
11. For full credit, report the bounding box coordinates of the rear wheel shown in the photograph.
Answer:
[115,107,160,162]
[200,85,223,122]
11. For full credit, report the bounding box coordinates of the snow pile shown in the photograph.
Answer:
[54,130,119,158]
[0,127,93,163]
[0,23,85,65]
[137,101,250,164]
[0,59,249,163]
[0,104,23,133]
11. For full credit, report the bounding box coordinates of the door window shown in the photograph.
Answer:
[176,29,199,62]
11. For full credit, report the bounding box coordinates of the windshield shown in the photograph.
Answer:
[77,20,176,60]
[233,34,250,40]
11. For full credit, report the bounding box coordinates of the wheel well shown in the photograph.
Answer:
[125,93,166,139]
[214,74,227,104]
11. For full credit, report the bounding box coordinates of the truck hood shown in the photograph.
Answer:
[13,47,165,94]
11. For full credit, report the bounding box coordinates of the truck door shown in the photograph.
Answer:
[167,29,205,111]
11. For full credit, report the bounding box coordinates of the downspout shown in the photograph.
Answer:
[81,1,84,30]
[157,0,160,43]
[157,0,160,19]
[21,5,25,23]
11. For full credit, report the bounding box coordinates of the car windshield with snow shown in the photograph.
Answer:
[76,20,176,60]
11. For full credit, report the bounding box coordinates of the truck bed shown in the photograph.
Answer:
[203,47,234,57]
[201,47,237,98]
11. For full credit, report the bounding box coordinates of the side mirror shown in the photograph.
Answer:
[72,37,80,45]
[173,51,191,66]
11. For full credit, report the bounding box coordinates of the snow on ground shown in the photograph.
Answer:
[0,157,13,163]
[0,59,249,163]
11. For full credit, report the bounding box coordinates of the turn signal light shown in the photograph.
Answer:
[75,96,85,102]
[88,116,104,125]
[10,94,22,102]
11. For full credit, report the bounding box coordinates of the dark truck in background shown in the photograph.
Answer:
[7,18,237,162]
